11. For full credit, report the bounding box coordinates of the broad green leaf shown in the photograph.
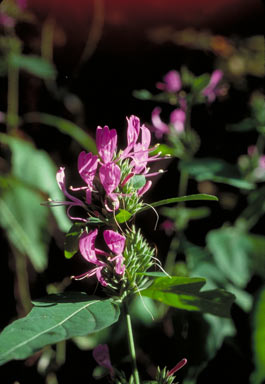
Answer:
[207,227,252,288]
[251,287,265,384]
[184,240,253,312]
[115,209,132,224]
[141,276,235,317]
[0,133,70,232]
[9,54,56,79]
[0,293,120,366]
[24,112,97,153]
[129,175,146,189]
[138,194,218,213]
[179,158,255,189]
[0,185,49,272]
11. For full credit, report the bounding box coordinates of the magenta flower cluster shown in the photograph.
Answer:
[51,115,164,287]
[72,228,126,286]
[151,69,223,139]
[54,115,163,218]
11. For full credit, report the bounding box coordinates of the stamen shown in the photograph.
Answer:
[142,203,159,230]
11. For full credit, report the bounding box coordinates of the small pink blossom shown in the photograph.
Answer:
[137,180,152,197]
[160,219,175,235]
[78,151,98,185]
[72,229,126,284]
[104,230,126,275]
[248,145,257,156]
[170,109,186,133]
[259,155,265,170]
[99,162,121,210]
[202,69,223,102]
[96,125,117,164]
[167,358,187,377]
[151,107,169,138]
[151,107,186,138]
[50,167,86,222]
[156,70,182,93]
[92,344,114,377]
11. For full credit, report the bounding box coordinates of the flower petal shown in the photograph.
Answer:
[99,162,121,195]
[79,229,100,264]
[103,230,126,255]
[96,125,117,163]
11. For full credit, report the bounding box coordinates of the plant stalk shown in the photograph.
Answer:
[7,52,19,134]
[124,302,140,384]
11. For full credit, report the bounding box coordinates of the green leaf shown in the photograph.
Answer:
[138,194,218,213]
[137,271,169,278]
[192,74,210,92]
[207,227,252,288]
[227,118,256,132]
[150,143,175,156]
[9,54,56,79]
[179,158,255,189]
[23,113,97,153]
[184,240,253,312]
[129,175,146,189]
[0,293,120,366]
[64,223,85,259]
[251,287,265,384]
[141,276,235,317]
[132,89,153,100]
[115,209,132,224]
[0,133,71,232]
[0,185,49,272]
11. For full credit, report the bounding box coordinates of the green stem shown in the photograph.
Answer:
[56,340,66,367]
[41,17,54,63]
[7,54,19,134]
[12,246,32,315]
[124,302,140,384]
[164,237,180,274]
[178,170,189,197]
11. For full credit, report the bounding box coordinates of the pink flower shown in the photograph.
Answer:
[75,151,99,204]
[137,180,152,197]
[48,167,86,222]
[259,155,265,170]
[167,358,187,377]
[99,162,121,210]
[156,70,182,93]
[202,69,223,102]
[151,107,186,138]
[248,145,258,156]
[104,230,126,275]
[151,107,170,138]
[127,115,141,147]
[78,151,98,185]
[72,229,126,285]
[170,109,186,133]
[96,126,117,164]
[92,344,114,377]
[121,115,141,159]
[160,219,175,235]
